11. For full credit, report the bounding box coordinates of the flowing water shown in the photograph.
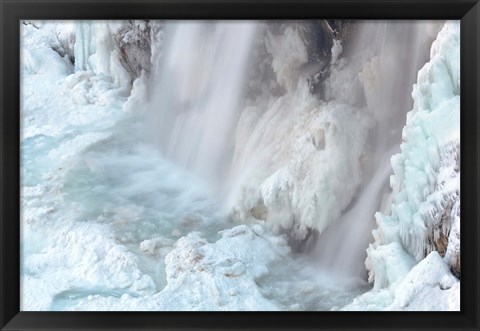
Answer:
[147,21,257,193]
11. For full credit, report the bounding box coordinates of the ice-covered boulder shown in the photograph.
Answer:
[152,224,290,310]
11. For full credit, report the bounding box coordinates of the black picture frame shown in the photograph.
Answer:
[1,0,479,330]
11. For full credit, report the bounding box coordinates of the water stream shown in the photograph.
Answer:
[147,21,257,193]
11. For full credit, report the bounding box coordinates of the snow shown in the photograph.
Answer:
[345,251,459,311]
[25,222,291,311]
[155,225,289,310]
[386,251,460,311]
[22,221,158,310]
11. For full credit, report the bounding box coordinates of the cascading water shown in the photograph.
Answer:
[146,20,441,281]
[314,149,396,278]
[142,19,444,298]
[313,21,442,279]
[147,21,257,192]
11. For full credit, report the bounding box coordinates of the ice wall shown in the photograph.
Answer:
[366,21,460,289]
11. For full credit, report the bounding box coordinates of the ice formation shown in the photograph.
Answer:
[359,21,460,309]
[20,19,460,312]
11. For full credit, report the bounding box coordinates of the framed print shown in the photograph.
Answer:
[1,0,479,330]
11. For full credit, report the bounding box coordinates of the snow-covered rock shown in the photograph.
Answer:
[344,251,459,311]
[153,225,290,310]
[40,224,290,311]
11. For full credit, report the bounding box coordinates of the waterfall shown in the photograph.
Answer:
[314,149,396,278]
[144,20,441,280]
[313,21,442,279]
[147,21,257,192]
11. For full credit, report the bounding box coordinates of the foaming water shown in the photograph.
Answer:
[147,21,257,192]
